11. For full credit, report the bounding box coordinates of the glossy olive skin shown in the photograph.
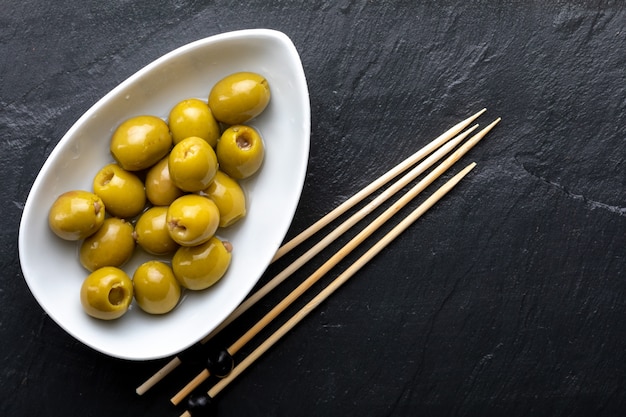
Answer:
[172,237,232,290]
[208,72,270,125]
[48,190,105,241]
[134,206,179,255]
[92,163,146,219]
[169,98,220,147]
[216,125,265,179]
[201,170,246,227]
[133,261,181,314]
[145,156,184,206]
[110,115,172,171]
[79,217,135,272]
[80,266,133,320]
[166,194,220,247]
[168,136,218,192]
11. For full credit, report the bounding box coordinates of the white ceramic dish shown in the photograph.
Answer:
[18,29,310,360]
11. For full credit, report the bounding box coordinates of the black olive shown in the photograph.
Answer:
[206,348,234,378]
[187,393,215,416]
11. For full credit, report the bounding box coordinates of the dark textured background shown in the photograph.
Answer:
[2,1,625,416]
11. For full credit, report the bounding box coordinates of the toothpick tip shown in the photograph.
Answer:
[489,118,502,129]
[482,117,501,132]
[461,108,488,128]
[460,161,477,175]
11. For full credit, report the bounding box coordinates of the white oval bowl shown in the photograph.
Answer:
[18,29,310,360]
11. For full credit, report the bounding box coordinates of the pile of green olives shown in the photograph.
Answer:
[47,71,271,321]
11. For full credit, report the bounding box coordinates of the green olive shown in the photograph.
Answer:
[201,170,246,228]
[168,136,218,192]
[208,72,270,125]
[172,237,232,290]
[166,194,220,246]
[110,115,172,171]
[80,266,133,320]
[133,261,181,315]
[79,217,135,272]
[216,125,264,179]
[145,156,184,206]
[92,163,146,219]
[133,206,179,255]
[48,190,105,241]
[169,98,220,147]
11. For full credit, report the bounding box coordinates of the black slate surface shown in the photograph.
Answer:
[2,1,625,416]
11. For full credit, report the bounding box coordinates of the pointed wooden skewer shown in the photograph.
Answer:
[200,124,479,343]
[179,161,479,417]
[271,108,486,263]
[170,118,500,405]
[135,108,487,396]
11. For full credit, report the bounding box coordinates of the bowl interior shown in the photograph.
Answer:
[18,29,310,360]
